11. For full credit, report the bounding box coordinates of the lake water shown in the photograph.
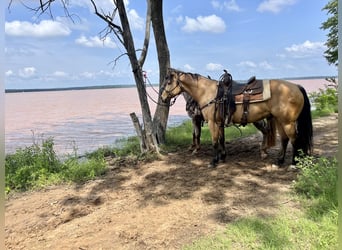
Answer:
[5,78,330,156]
[5,87,187,156]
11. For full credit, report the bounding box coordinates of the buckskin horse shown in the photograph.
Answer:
[161,68,313,167]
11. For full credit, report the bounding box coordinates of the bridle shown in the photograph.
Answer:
[162,72,184,100]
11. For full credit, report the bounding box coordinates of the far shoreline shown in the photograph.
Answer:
[5,84,139,93]
[5,75,336,93]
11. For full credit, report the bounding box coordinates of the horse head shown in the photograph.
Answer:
[160,68,184,103]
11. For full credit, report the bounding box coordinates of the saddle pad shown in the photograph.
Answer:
[234,79,271,104]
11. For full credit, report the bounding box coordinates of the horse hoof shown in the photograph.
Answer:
[260,152,268,160]
[208,163,216,168]
[191,148,200,155]
[287,165,297,171]
[277,158,285,165]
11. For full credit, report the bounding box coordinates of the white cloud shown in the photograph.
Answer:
[52,71,68,77]
[285,40,325,53]
[206,63,224,71]
[212,0,242,12]
[259,61,274,70]
[285,40,325,58]
[257,0,297,13]
[237,60,275,70]
[182,15,226,33]
[75,35,117,48]
[237,61,257,68]
[5,70,14,77]
[183,64,195,71]
[128,9,144,30]
[18,67,37,78]
[81,71,95,78]
[5,20,71,37]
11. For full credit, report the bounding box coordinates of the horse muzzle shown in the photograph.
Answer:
[160,90,169,103]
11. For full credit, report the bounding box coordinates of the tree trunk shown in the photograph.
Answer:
[116,0,158,153]
[150,0,171,144]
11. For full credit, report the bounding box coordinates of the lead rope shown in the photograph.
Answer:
[143,71,178,107]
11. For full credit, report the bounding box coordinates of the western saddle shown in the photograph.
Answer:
[218,70,264,126]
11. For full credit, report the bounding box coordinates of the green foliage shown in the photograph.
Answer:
[85,146,116,159]
[293,155,337,217]
[62,157,106,183]
[114,136,141,157]
[163,119,258,152]
[321,0,338,66]
[5,137,107,193]
[310,85,338,116]
[5,138,62,191]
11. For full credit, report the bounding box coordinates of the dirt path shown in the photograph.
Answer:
[5,114,338,250]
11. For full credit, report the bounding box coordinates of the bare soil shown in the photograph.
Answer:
[5,114,338,250]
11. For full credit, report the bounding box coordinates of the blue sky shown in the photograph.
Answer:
[5,0,337,89]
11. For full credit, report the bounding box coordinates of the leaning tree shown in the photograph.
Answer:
[10,0,171,153]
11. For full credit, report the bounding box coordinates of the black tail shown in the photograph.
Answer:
[295,85,313,156]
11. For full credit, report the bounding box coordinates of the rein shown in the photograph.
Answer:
[144,72,178,107]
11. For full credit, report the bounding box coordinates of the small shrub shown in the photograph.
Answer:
[310,85,338,115]
[62,157,106,183]
[5,138,63,191]
[293,156,337,203]
[5,138,107,193]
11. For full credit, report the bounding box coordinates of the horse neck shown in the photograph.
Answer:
[180,75,217,108]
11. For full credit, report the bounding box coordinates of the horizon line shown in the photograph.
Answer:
[5,75,336,93]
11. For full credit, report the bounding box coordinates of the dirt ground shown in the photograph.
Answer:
[5,114,338,250]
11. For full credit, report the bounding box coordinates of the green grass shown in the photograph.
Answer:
[184,155,338,250]
[5,137,107,193]
[185,209,337,250]
[163,120,258,151]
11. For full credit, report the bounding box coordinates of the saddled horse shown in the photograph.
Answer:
[183,92,272,159]
[161,68,313,167]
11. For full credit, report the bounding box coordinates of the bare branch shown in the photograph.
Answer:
[9,0,74,21]
[138,0,151,66]
[90,0,124,45]
[108,52,128,69]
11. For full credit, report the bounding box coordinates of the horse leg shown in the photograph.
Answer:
[277,122,299,165]
[209,142,220,168]
[284,122,299,165]
[253,120,268,159]
[276,123,289,165]
[208,121,220,168]
[192,116,202,154]
[219,125,226,162]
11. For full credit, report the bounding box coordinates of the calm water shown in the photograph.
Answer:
[5,87,187,155]
[5,78,330,156]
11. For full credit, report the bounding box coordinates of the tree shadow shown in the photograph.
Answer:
[55,131,297,225]
[132,134,297,223]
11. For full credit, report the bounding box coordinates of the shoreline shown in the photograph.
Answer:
[5,76,335,93]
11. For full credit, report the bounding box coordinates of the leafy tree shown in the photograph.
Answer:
[321,0,338,66]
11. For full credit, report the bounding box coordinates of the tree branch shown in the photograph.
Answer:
[90,0,124,45]
[138,0,152,66]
